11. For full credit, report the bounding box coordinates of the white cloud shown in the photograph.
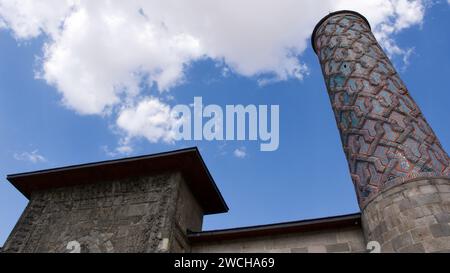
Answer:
[38,2,203,115]
[233,147,247,159]
[116,97,179,144]
[0,0,429,147]
[0,0,76,38]
[13,150,47,163]
[116,145,133,154]
[345,0,426,62]
[101,144,133,157]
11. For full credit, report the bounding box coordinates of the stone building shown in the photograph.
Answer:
[2,10,450,253]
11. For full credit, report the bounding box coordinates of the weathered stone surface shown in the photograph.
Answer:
[290,247,308,253]
[435,213,450,223]
[429,223,450,238]
[410,226,432,243]
[398,243,425,253]
[191,226,365,253]
[362,178,450,253]
[307,245,327,253]
[422,238,450,252]
[391,233,413,251]
[325,243,350,253]
[2,172,203,253]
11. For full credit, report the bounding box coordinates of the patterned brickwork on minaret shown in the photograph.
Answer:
[312,10,450,207]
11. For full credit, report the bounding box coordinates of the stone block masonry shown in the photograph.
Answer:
[2,148,228,253]
[2,172,203,253]
[191,226,366,253]
[362,177,450,252]
[189,213,367,253]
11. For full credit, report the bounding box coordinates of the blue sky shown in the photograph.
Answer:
[1,1,450,246]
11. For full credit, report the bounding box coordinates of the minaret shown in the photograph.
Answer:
[312,10,450,252]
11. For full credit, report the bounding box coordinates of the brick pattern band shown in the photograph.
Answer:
[312,11,450,207]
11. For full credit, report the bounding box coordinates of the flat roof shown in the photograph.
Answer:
[7,147,228,215]
[188,213,361,243]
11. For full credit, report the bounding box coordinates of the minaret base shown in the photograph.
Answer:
[361,177,450,252]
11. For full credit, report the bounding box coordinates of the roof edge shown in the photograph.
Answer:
[188,213,361,243]
[7,147,228,214]
[192,149,229,213]
[7,147,198,179]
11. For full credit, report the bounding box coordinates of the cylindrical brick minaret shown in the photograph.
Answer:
[312,10,450,252]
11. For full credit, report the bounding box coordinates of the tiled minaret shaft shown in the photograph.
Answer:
[313,10,450,252]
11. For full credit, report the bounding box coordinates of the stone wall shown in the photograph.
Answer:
[362,177,450,252]
[2,172,203,253]
[191,226,366,253]
[169,177,204,252]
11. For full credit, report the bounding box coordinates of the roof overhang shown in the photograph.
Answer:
[188,213,361,243]
[7,147,228,215]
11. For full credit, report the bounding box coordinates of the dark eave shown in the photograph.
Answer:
[7,147,228,215]
[188,213,361,243]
